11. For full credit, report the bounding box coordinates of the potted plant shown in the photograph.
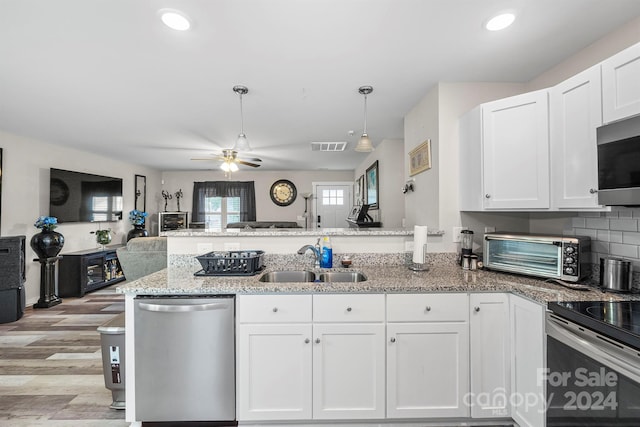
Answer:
[127,209,149,241]
[31,216,65,259]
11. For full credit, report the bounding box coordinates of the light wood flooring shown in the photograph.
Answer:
[0,285,127,426]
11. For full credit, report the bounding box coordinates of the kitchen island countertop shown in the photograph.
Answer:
[117,262,639,304]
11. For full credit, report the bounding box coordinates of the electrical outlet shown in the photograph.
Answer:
[452,226,467,242]
[484,226,496,233]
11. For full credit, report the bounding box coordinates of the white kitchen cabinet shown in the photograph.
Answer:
[459,90,550,210]
[312,294,386,420]
[550,66,604,209]
[509,294,546,427]
[312,323,386,419]
[237,323,312,420]
[237,295,313,421]
[386,293,469,418]
[469,293,510,419]
[602,41,640,124]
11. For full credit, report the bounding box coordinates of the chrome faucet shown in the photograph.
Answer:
[297,238,321,268]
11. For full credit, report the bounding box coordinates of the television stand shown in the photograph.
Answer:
[58,246,125,297]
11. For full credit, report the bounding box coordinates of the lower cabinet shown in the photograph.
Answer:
[386,293,470,418]
[469,293,511,418]
[510,294,546,427]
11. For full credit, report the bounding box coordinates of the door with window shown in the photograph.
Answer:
[313,183,352,228]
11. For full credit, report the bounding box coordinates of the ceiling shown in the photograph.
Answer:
[1,0,640,172]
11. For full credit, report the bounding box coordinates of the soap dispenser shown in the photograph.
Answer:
[320,236,333,268]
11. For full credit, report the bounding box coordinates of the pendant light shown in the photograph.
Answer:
[232,85,252,152]
[355,85,374,152]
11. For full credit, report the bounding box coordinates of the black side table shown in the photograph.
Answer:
[33,256,62,308]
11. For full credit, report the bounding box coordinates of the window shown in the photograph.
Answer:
[204,196,241,229]
[322,189,344,206]
[192,181,256,229]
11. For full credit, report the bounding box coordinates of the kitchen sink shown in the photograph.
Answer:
[318,271,367,282]
[258,270,316,283]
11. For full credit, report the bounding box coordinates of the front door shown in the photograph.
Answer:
[314,183,352,228]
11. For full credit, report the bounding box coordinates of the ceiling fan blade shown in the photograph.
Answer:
[237,157,262,162]
[237,160,261,168]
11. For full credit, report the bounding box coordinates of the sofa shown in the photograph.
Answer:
[116,236,167,281]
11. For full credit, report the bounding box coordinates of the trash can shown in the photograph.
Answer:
[97,312,125,409]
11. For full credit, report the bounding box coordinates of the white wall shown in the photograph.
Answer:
[161,169,354,226]
[0,130,162,304]
[354,139,405,228]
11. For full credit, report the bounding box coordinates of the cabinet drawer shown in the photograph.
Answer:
[387,293,468,322]
[313,294,385,322]
[238,295,312,323]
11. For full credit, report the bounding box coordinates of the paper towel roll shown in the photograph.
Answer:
[413,225,428,264]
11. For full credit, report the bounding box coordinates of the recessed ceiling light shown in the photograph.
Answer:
[159,9,191,31]
[485,12,516,31]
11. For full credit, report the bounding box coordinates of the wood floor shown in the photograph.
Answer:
[0,285,127,426]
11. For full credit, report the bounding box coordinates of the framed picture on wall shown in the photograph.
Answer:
[365,160,379,210]
[354,175,364,205]
[409,139,431,176]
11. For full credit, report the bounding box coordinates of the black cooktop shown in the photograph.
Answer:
[548,300,640,350]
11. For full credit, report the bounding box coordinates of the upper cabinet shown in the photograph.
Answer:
[459,90,550,211]
[602,42,640,124]
[550,66,603,209]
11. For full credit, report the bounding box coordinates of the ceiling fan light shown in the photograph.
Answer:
[355,133,374,152]
[229,162,239,172]
[220,162,231,172]
[234,133,251,152]
[159,10,191,31]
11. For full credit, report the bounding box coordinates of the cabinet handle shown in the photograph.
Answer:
[485,194,491,199]
[390,337,396,343]
[425,306,431,312]
[346,307,352,312]
[315,338,321,344]
[590,188,598,194]
[305,338,310,344]
[474,306,480,312]
[272,307,278,312]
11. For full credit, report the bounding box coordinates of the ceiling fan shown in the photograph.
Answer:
[191,149,262,172]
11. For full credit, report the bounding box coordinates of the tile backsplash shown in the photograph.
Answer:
[568,207,640,288]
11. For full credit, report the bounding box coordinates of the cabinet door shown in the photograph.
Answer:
[312,323,385,419]
[387,322,469,418]
[469,293,510,418]
[237,324,312,421]
[550,66,603,209]
[602,42,640,123]
[482,90,550,209]
[510,295,546,427]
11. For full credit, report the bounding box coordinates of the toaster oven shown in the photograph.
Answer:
[483,232,591,282]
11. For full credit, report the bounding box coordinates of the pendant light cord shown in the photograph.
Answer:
[239,92,245,134]
[363,94,368,134]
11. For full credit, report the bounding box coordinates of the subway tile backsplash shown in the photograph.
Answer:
[570,207,640,286]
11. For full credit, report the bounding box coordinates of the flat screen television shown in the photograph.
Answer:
[49,168,123,223]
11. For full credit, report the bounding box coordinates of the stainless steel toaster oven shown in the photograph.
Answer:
[483,232,591,282]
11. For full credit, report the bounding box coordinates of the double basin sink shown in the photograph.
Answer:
[259,270,367,283]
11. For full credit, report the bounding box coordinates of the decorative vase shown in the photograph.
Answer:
[127,225,149,242]
[30,229,65,259]
[95,230,112,249]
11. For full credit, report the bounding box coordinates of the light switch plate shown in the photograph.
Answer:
[452,226,467,242]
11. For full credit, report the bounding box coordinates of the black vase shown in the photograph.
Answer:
[127,225,149,242]
[30,229,65,259]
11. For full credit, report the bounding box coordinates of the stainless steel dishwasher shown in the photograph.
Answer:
[134,295,235,422]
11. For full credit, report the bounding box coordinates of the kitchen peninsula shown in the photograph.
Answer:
[118,227,639,427]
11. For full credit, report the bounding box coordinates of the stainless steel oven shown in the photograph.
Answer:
[546,301,640,426]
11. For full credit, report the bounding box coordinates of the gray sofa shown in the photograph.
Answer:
[116,237,167,281]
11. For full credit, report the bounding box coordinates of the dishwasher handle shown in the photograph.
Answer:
[138,301,230,313]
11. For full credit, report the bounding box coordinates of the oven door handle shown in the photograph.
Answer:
[547,317,640,384]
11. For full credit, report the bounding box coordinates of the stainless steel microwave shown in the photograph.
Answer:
[483,232,591,282]
[597,114,640,206]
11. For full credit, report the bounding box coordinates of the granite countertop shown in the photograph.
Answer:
[117,262,640,304]
[161,227,445,237]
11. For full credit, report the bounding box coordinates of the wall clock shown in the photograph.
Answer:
[270,179,297,206]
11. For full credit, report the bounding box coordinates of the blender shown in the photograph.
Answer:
[460,230,474,266]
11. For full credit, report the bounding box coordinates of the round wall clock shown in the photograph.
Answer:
[270,179,297,206]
